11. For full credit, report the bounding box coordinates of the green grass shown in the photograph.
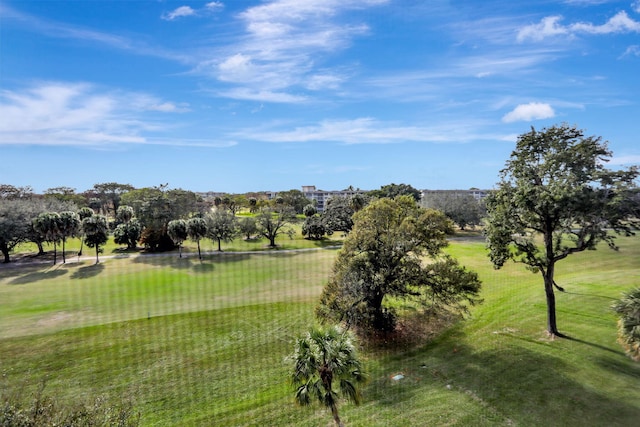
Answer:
[1,234,639,426]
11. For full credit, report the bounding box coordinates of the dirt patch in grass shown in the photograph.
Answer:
[356,309,462,352]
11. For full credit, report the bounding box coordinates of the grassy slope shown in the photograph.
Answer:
[1,235,639,426]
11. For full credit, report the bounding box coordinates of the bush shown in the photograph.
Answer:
[1,386,140,426]
[613,287,640,362]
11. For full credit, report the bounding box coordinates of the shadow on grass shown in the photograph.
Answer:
[370,338,640,425]
[595,353,640,380]
[71,263,105,279]
[9,268,68,285]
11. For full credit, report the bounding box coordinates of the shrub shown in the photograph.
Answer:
[612,287,640,362]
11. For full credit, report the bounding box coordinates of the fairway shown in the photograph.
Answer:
[1,235,639,426]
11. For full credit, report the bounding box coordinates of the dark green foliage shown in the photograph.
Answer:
[485,124,639,336]
[82,215,109,264]
[187,217,207,259]
[113,220,141,250]
[321,197,354,235]
[291,325,366,427]
[0,199,38,263]
[613,287,640,362]
[302,216,327,240]
[206,210,238,251]
[369,183,421,202]
[33,212,62,265]
[317,196,482,333]
[121,186,203,252]
[238,216,258,240]
[303,204,317,217]
[167,219,188,257]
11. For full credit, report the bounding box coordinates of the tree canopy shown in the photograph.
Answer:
[317,196,482,333]
[485,124,640,337]
[369,183,421,202]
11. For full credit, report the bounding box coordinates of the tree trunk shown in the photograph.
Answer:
[1,242,10,263]
[53,241,57,265]
[62,239,66,264]
[544,271,560,337]
[95,246,100,264]
[331,404,344,427]
[197,241,202,260]
[217,239,222,252]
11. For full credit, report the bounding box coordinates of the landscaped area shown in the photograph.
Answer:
[2,231,639,426]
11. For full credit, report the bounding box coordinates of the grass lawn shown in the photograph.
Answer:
[1,233,639,426]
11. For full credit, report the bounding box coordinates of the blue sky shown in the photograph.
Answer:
[1,0,639,194]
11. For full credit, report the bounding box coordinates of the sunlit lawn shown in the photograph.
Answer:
[1,233,639,426]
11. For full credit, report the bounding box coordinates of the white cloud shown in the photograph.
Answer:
[620,44,640,57]
[0,82,192,146]
[203,0,387,102]
[162,6,196,21]
[205,2,224,11]
[162,3,223,21]
[518,11,640,42]
[633,1,640,14]
[502,103,555,122]
[234,117,499,145]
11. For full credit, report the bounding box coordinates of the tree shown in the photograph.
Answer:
[485,124,640,337]
[44,186,86,206]
[167,219,189,257]
[0,199,37,263]
[206,210,237,251]
[238,216,258,240]
[290,325,366,427]
[91,182,134,216]
[613,287,640,362]
[121,186,203,252]
[321,197,354,235]
[277,189,312,214]
[255,207,295,248]
[302,216,327,240]
[113,205,141,250]
[317,196,482,332]
[187,217,207,260]
[369,183,421,202]
[33,212,62,265]
[82,215,109,264]
[422,192,484,230]
[76,207,94,256]
[58,211,80,263]
[303,204,317,217]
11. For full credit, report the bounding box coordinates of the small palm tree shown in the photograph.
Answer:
[291,325,366,427]
[613,287,640,362]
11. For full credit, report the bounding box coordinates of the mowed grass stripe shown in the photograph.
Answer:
[1,235,639,426]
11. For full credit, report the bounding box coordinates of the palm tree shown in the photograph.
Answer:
[291,325,366,427]
[187,217,207,260]
[82,215,108,264]
[167,219,188,258]
[33,212,62,264]
[58,211,80,263]
[613,287,640,362]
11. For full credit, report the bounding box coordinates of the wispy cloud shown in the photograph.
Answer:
[0,82,223,147]
[620,45,640,57]
[518,11,640,42]
[233,117,503,145]
[502,103,555,122]
[197,0,387,102]
[161,2,224,21]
